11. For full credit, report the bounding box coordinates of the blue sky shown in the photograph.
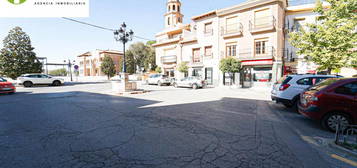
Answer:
[0,0,246,64]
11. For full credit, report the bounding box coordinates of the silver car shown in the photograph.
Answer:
[173,77,206,89]
[146,74,171,86]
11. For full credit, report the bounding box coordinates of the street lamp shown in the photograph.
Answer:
[114,22,134,73]
[64,59,75,82]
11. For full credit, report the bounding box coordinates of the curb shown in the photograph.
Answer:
[328,141,357,158]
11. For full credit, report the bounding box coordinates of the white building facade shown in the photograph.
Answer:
[154,0,287,87]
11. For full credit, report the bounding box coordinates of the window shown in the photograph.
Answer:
[335,82,357,96]
[226,44,237,57]
[178,17,181,23]
[226,16,238,33]
[204,22,213,35]
[204,46,212,57]
[254,8,270,27]
[178,6,180,12]
[297,78,312,85]
[173,5,176,11]
[192,48,201,63]
[255,39,268,55]
[293,18,305,31]
[168,6,170,11]
[168,17,170,25]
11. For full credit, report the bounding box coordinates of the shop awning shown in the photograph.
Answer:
[241,59,273,66]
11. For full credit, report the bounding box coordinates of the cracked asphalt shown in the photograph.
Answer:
[0,82,350,168]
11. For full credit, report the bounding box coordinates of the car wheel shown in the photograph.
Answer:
[52,80,61,86]
[322,112,352,132]
[157,81,162,86]
[173,83,178,88]
[192,84,198,90]
[23,81,33,88]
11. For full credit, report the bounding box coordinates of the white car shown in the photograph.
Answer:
[146,74,171,86]
[173,77,206,89]
[17,74,65,87]
[271,74,339,108]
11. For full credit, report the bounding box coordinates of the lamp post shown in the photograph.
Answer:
[114,22,134,73]
[64,59,75,82]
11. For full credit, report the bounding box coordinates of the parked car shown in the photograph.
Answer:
[0,77,16,94]
[173,77,206,89]
[299,78,357,132]
[17,74,64,87]
[271,74,339,108]
[146,74,171,86]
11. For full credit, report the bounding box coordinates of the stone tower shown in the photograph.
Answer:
[165,0,184,28]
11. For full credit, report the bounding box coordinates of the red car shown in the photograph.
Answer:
[0,77,16,94]
[299,78,357,132]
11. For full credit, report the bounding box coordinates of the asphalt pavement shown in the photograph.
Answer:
[0,82,354,168]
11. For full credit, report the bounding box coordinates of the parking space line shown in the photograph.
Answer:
[331,154,357,167]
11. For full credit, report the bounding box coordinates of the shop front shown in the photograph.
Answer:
[241,59,273,88]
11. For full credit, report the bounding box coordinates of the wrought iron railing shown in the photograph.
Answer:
[238,46,275,60]
[221,23,243,36]
[249,16,276,32]
[335,124,357,151]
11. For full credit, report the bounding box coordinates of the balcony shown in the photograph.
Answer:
[161,55,177,64]
[249,16,276,34]
[181,31,197,44]
[188,55,204,67]
[238,46,275,60]
[221,23,243,38]
[154,36,181,46]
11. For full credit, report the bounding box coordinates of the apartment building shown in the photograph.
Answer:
[284,0,357,77]
[77,50,123,76]
[154,0,287,87]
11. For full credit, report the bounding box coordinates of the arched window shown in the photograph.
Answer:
[168,6,171,12]
[173,5,176,11]
[168,17,170,25]
[178,17,181,23]
[178,6,180,12]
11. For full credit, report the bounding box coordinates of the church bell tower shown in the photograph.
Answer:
[165,0,184,28]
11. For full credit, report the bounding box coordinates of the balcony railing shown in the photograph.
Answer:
[189,55,204,67]
[249,16,276,33]
[157,35,181,44]
[221,23,243,38]
[237,46,275,60]
[161,55,177,64]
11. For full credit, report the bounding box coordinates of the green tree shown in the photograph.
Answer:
[289,0,357,74]
[177,62,189,77]
[145,41,157,71]
[155,67,162,74]
[0,27,42,79]
[125,42,157,73]
[49,68,67,76]
[219,57,242,85]
[100,56,116,79]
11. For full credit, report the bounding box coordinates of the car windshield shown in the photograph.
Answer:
[0,77,7,82]
[308,78,340,91]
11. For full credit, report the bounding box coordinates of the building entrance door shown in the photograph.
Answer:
[242,67,253,88]
[205,68,213,85]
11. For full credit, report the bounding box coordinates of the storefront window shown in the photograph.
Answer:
[252,67,272,82]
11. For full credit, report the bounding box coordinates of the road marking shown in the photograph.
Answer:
[331,154,357,167]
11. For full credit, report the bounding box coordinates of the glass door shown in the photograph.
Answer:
[205,68,213,85]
